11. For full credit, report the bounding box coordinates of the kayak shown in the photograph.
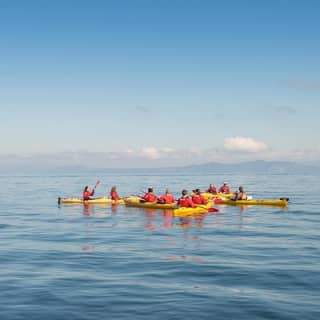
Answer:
[124,198,218,215]
[58,197,125,205]
[173,202,216,217]
[201,192,235,200]
[124,197,178,209]
[215,197,289,207]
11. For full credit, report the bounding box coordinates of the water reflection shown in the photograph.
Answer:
[111,204,118,214]
[162,210,174,228]
[142,209,210,230]
[165,255,207,263]
[144,208,157,230]
[83,203,94,216]
[82,245,95,251]
[177,214,206,228]
[82,203,120,217]
[143,209,177,229]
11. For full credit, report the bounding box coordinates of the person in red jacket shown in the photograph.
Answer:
[177,190,197,208]
[206,184,217,194]
[140,187,158,202]
[110,186,120,201]
[192,189,206,205]
[158,189,175,204]
[219,182,231,194]
[83,186,95,200]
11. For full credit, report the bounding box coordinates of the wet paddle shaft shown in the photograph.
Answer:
[93,180,100,191]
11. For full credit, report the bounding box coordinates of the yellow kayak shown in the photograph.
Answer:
[58,197,125,205]
[201,192,235,200]
[173,202,216,217]
[124,197,178,209]
[215,198,289,207]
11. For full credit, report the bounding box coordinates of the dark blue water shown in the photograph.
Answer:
[0,173,319,320]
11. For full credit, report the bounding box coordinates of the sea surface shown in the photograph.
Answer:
[0,172,319,320]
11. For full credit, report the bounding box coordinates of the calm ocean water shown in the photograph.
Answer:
[0,172,319,320]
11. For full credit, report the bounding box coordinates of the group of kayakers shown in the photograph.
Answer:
[83,181,248,207]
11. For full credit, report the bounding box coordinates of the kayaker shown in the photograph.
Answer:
[83,186,95,200]
[177,189,197,208]
[232,186,247,200]
[206,183,217,194]
[191,188,206,205]
[110,186,120,201]
[158,189,175,204]
[219,182,231,193]
[140,187,158,202]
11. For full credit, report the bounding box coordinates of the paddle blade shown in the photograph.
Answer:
[94,180,101,188]
[208,207,219,213]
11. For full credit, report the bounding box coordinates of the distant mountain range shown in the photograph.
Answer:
[177,160,320,174]
[55,160,319,175]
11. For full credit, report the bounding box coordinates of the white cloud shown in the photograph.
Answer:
[161,147,174,153]
[141,147,161,159]
[140,147,176,159]
[224,136,268,153]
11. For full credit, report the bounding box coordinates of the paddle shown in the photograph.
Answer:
[94,180,100,188]
[92,180,100,194]
[197,205,219,213]
[207,207,219,213]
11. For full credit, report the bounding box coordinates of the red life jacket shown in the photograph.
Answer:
[142,192,158,202]
[83,189,94,200]
[192,194,205,204]
[159,193,175,203]
[207,186,217,194]
[178,196,196,208]
[110,191,120,201]
[219,185,230,193]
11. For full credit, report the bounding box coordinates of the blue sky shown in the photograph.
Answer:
[1,0,320,169]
